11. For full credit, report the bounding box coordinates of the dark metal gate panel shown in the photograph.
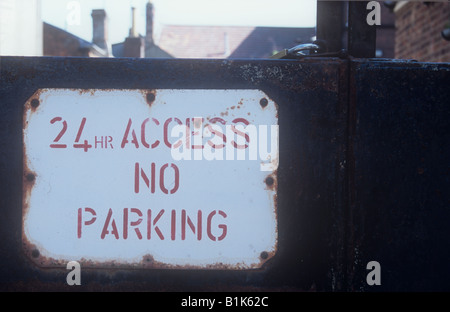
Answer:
[348,60,450,291]
[1,56,449,291]
[0,56,347,291]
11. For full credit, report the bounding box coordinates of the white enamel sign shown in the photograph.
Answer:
[23,89,278,269]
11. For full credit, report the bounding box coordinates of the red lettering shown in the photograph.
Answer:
[135,162,178,194]
[231,118,250,149]
[163,117,182,148]
[147,209,165,240]
[121,118,139,148]
[123,208,143,240]
[207,117,227,149]
[77,207,96,238]
[182,210,202,241]
[101,208,119,239]
[50,117,68,148]
[207,210,227,241]
[141,118,160,149]
[76,208,228,241]
[150,162,156,193]
[171,210,176,241]
[159,163,180,194]
[135,162,156,194]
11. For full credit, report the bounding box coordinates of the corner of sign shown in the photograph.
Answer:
[24,89,47,115]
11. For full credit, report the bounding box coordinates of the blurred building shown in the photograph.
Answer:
[113,1,315,59]
[0,0,42,56]
[42,1,315,59]
[111,2,172,58]
[6,1,446,61]
[393,1,450,62]
[377,3,396,58]
[44,9,112,57]
[157,25,315,59]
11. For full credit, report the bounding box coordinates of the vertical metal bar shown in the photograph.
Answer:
[348,1,376,58]
[316,1,346,52]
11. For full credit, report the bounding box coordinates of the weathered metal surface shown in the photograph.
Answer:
[22,88,278,269]
[1,56,347,291]
[316,1,346,53]
[348,1,376,58]
[2,55,448,292]
[347,60,450,291]
[316,1,376,58]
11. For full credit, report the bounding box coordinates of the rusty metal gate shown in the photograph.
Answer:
[1,2,450,294]
[1,55,449,293]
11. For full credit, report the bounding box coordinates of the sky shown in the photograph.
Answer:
[41,0,317,44]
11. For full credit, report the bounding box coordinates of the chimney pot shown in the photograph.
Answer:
[91,9,110,54]
[129,7,138,38]
[124,37,145,58]
[146,1,154,46]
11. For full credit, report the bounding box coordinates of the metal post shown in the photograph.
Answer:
[348,1,376,58]
[316,1,346,52]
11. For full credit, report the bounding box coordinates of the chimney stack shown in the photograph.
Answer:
[129,7,138,38]
[124,7,144,57]
[91,9,110,55]
[146,1,154,46]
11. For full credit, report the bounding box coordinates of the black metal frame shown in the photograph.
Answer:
[316,1,376,57]
[0,1,449,292]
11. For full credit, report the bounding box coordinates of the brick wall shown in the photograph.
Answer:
[376,4,396,58]
[395,2,450,62]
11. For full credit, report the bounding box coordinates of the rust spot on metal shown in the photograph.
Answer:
[30,99,40,109]
[25,173,35,182]
[77,89,96,96]
[262,250,276,263]
[136,254,275,270]
[31,249,40,258]
[27,252,276,270]
[22,90,45,268]
[25,89,46,114]
[22,166,39,266]
[22,240,67,267]
[260,251,269,259]
[21,245,277,270]
[146,90,156,106]
[136,89,158,107]
[265,176,274,187]
[22,149,36,234]
[260,98,268,108]
[264,169,278,193]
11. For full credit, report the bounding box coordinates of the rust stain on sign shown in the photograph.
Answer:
[22,89,278,270]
